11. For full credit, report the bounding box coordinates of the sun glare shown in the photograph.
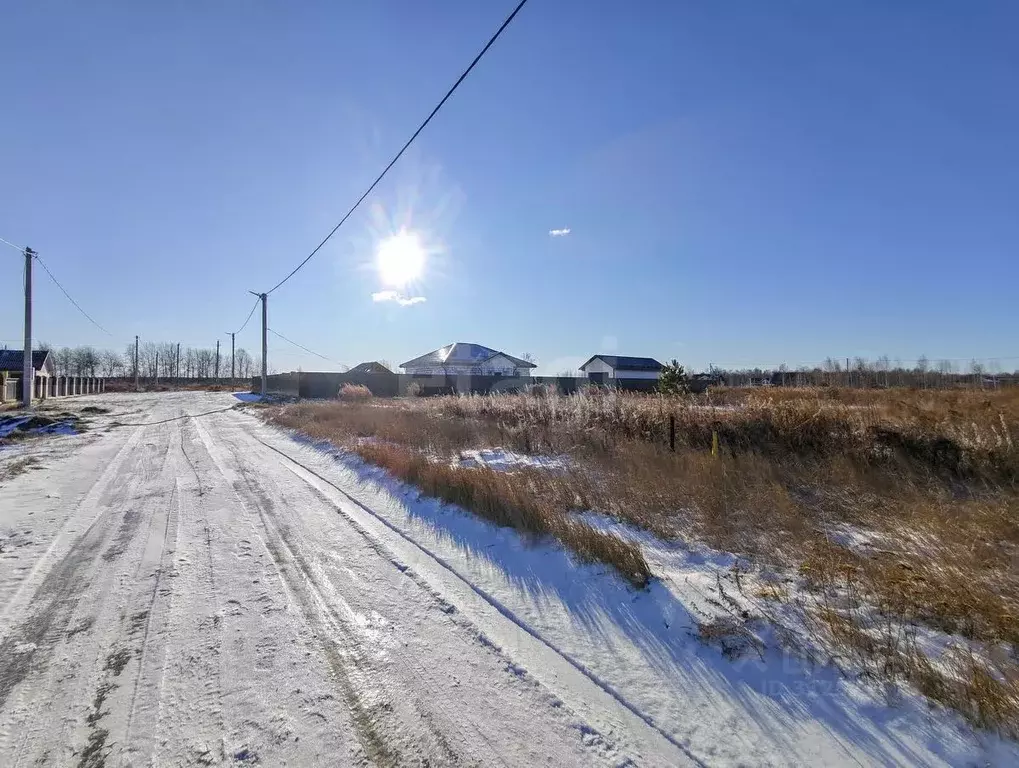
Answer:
[376,230,425,288]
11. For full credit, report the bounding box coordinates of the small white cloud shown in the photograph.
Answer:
[372,290,426,306]
[549,227,571,237]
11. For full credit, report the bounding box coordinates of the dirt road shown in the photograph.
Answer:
[0,392,688,767]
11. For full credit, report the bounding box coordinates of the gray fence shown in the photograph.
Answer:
[0,375,106,403]
[250,371,666,399]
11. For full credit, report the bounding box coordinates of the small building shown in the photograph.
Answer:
[580,355,663,385]
[401,343,535,377]
[690,372,724,393]
[349,361,392,375]
[0,349,55,379]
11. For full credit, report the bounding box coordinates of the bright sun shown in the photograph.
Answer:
[376,231,425,287]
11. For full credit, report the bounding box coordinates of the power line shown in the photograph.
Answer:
[264,0,529,295]
[34,253,113,336]
[267,328,346,369]
[232,296,260,335]
[0,235,26,252]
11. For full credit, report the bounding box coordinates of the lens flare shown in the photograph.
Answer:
[376,230,425,288]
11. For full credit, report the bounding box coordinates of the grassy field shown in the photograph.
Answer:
[264,385,1019,735]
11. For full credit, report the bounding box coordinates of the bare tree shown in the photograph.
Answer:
[100,349,124,377]
[195,348,215,378]
[72,346,100,376]
[124,343,138,378]
[236,348,253,379]
[55,347,75,376]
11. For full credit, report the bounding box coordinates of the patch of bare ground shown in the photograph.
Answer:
[0,455,40,482]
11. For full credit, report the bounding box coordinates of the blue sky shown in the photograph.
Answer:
[2,1,1017,374]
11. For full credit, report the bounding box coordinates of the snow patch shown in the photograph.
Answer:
[453,448,570,473]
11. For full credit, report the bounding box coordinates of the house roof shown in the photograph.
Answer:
[401,343,536,370]
[580,355,663,372]
[0,349,50,372]
[349,361,393,374]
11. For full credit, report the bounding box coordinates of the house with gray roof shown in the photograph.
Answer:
[580,355,662,384]
[349,361,393,375]
[0,349,55,378]
[401,343,535,377]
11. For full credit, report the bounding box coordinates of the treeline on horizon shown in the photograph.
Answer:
[23,342,259,379]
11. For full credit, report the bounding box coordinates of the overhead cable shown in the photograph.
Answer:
[268,328,346,369]
[264,0,529,295]
[34,253,114,336]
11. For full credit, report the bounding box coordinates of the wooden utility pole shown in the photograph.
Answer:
[155,351,159,386]
[22,247,35,407]
[215,339,221,382]
[134,336,139,392]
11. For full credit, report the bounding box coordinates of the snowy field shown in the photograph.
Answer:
[0,392,1014,766]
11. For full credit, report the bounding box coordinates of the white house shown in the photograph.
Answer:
[579,355,663,384]
[401,343,535,377]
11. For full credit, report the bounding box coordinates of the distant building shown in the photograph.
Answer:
[0,349,55,378]
[401,343,535,377]
[690,372,724,393]
[349,361,393,375]
[580,355,663,385]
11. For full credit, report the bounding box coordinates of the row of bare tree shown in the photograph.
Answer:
[36,343,258,380]
[711,355,1019,389]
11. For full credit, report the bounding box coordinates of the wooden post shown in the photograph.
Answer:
[669,414,675,452]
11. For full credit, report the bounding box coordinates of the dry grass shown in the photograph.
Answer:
[264,387,1019,733]
[0,456,40,483]
[339,383,373,401]
[355,442,650,587]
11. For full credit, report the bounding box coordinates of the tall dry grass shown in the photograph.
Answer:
[264,387,1019,733]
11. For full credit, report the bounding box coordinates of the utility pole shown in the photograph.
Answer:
[229,332,236,384]
[176,343,181,385]
[22,247,35,408]
[134,336,139,392]
[250,291,267,397]
[215,339,221,382]
[155,351,159,386]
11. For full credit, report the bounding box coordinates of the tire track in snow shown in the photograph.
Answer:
[191,415,463,767]
[0,420,178,765]
[0,420,148,636]
[243,426,706,768]
[121,477,183,759]
[146,416,227,766]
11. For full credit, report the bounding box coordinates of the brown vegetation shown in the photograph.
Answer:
[264,386,1019,733]
[338,383,373,402]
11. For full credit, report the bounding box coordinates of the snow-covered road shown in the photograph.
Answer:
[0,393,1012,767]
[0,393,665,767]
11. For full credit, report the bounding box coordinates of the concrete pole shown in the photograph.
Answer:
[230,332,236,384]
[135,336,140,392]
[22,247,35,408]
[259,292,268,397]
[215,339,221,382]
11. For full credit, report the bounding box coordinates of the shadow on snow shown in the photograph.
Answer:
[285,431,994,767]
